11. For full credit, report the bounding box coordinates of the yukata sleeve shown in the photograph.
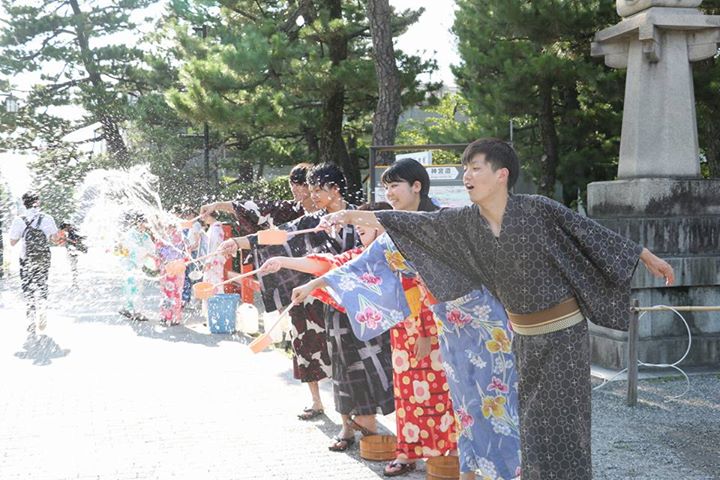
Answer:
[303,251,362,313]
[375,208,479,302]
[232,199,302,235]
[535,196,643,285]
[533,196,643,331]
[322,238,411,341]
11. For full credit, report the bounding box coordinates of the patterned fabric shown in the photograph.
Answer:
[181,222,203,303]
[513,320,591,480]
[231,199,304,236]
[159,272,184,325]
[375,194,643,331]
[202,222,226,291]
[318,237,456,460]
[246,209,357,386]
[121,228,153,312]
[248,213,323,313]
[389,278,456,460]
[313,242,410,340]
[157,228,186,325]
[248,209,359,313]
[432,291,521,478]
[323,235,520,475]
[305,245,394,416]
[289,301,332,383]
[375,194,643,478]
[326,308,395,416]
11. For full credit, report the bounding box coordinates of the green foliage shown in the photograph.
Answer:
[221,174,292,203]
[28,144,101,222]
[453,0,623,202]
[397,93,484,164]
[694,1,720,178]
[0,0,161,159]
[165,0,437,182]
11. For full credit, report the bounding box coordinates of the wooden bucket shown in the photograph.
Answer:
[426,456,460,480]
[359,434,396,461]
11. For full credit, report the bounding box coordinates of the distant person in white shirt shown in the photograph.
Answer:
[8,191,59,332]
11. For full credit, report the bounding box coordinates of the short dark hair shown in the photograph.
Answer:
[358,201,392,212]
[461,138,519,189]
[307,163,348,199]
[22,191,39,209]
[289,163,312,185]
[381,158,437,212]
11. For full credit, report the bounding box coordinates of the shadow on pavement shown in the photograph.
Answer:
[14,332,71,366]
[126,318,253,348]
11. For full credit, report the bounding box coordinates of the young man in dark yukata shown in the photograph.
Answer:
[321,138,674,480]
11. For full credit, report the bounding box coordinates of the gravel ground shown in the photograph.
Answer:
[592,374,720,480]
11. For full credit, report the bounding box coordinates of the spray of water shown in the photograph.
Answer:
[73,165,186,254]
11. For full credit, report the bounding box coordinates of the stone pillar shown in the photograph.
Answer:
[588,1,720,369]
[591,3,720,178]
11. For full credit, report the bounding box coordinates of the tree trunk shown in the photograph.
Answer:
[317,0,362,201]
[537,80,560,197]
[69,0,129,165]
[366,0,402,165]
[303,127,320,163]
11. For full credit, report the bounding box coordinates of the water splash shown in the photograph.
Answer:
[72,165,185,253]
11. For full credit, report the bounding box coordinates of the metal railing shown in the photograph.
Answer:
[625,301,720,406]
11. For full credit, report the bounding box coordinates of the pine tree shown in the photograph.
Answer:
[453,0,623,200]
[0,0,160,165]
[166,0,434,198]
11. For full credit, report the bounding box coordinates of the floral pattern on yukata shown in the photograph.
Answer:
[320,238,456,459]
[432,291,521,478]
[324,234,521,477]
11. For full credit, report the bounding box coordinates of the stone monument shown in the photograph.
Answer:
[589,0,720,368]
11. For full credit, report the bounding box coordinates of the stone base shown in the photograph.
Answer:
[588,178,720,369]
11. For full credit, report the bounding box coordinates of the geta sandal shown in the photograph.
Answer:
[328,435,355,452]
[383,460,416,477]
[298,408,324,420]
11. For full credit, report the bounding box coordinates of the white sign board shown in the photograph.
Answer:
[395,151,432,166]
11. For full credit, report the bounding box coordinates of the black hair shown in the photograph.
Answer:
[381,158,438,212]
[461,138,520,189]
[307,163,348,200]
[358,201,392,212]
[289,163,312,185]
[22,191,39,209]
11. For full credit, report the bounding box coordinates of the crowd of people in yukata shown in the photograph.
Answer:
[6,138,675,479]
[199,139,673,480]
[114,205,228,325]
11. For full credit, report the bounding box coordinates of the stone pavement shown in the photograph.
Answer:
[2,248,719,480]
[0,250,425,480]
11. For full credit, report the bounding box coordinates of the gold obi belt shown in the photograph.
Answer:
[507,297,583,336]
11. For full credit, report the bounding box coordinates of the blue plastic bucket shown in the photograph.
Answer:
[207,293,240,334]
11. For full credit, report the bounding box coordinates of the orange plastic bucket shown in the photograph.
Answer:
[257,229,288,245]
[193,282,215,300]
[248,334,273,353]
[165,259,187,276]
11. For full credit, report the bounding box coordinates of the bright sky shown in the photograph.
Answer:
[391,0,459,86]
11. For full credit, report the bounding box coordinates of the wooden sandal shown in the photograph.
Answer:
[297,408,324,420]
[346,416,377,437]
[383,460,416,477]
[328,436,355,452]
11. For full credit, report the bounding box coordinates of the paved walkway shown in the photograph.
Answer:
[0,250,424,480]
[1,249,718,479]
